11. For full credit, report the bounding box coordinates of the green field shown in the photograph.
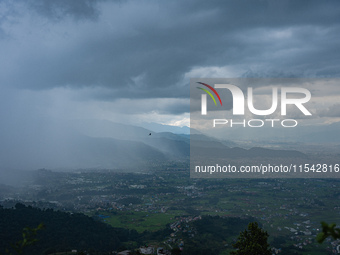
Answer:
[96,210,185,232]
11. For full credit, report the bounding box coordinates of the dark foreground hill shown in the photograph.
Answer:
[0,203,139,254]
[0,203,261,255]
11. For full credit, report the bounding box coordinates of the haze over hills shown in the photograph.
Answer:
[299,122,340,143]
[139,122,190,134]
[209,121,340,145]
[0,119,190,170]
[191,140,308,159]
[0,118,315,173]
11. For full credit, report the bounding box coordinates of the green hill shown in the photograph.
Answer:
[0,203,139,254]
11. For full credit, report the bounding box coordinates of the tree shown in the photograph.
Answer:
[171,247,181,255]
[5,223,44,255]
[230,222,271,255]
[317,222,340,243]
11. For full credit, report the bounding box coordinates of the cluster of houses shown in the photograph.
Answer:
[116,246,171,255]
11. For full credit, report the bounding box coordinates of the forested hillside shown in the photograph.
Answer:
[0,203,138,254]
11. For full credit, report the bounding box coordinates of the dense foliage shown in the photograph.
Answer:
[230,222,271,255]
[0,203,271,255]
[317,221,340,243]
[0,203,138,254]
[176,215,256,255]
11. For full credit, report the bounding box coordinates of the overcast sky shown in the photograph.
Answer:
[1,0,340,129]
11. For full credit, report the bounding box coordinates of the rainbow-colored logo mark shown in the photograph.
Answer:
[197,82,222,115]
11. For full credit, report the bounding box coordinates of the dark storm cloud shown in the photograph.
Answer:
[26,0,101,21]
[1,0,340,171]
[1,0,340,101]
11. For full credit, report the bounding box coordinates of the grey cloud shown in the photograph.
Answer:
[1,0,340,100]
[108,98,190,115]
[319,104,340,117]
[1,0,340,171]
[26,0,101,21]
